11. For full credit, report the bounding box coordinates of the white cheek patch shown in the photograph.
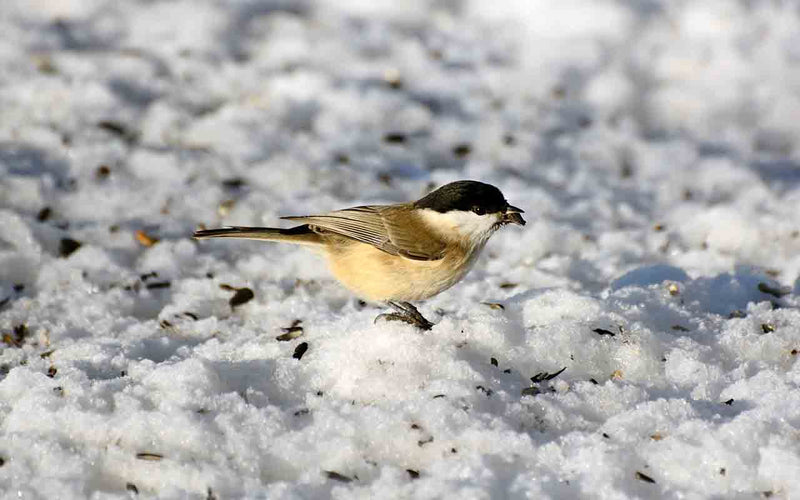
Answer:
[419,209,500,245]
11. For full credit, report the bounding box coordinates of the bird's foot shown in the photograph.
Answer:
[374,302,434,331]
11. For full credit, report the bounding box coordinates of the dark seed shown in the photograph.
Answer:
[723,398,734,406]
[530,367,566,383]
[671,325,690,332]
[59,238,82,257]
[37,207,52,222]
[0,457,4,467]
[146,281,171,290]
[592,328,615,337]
[761,323,775,334]
[182,312,199,320]
[521,386,541,397]
[293,342,309,360]
[276,323,304,341]
[46,366,57,378]
[490,357,498,367]
[482,302,504,310]
[40,350,55,359]
[294,408,309,416]
[324,471,352,483]
[452,144,472,157]
[620,159,634,178]
[98,120,127,136]
[98,120,138,144]
[135,452,164,461]
[126,483,139,494]
[222,177,246,189]
[635,471,656,484]
[417,437,434,447]
[589,378,598,385]
[3,324,30,347]
[719,468,726,476]
[432,394,445,399]
[602,433,610,438]
[96,165,111,180]
[475,385,492,396]
[383,132,406,144]
[13,284,24,293]
[406,469,420,479]
[140,271,158,281]
[758,282,790,298]
[503,368,511,374]
[229,287,254,308]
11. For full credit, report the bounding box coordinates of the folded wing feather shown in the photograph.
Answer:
[282,205,445,261]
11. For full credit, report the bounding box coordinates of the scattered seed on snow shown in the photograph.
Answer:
[635,471,656,484]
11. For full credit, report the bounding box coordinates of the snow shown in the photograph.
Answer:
[2,0,800,498]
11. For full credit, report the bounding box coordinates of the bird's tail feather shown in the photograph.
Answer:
[193,225,323,245]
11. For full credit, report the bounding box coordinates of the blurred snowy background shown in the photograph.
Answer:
[2,0,800,498]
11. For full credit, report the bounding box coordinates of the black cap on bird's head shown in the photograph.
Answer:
[414,180,526,225]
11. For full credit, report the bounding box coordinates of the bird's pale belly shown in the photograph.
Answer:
[324,241,480,302]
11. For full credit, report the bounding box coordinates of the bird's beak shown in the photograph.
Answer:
[502,205,526,226]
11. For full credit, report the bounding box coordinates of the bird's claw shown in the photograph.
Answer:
[374,302,434,331]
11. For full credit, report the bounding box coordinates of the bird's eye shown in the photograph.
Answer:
[472,206,485,215]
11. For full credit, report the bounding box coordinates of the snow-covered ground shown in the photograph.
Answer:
[2,0,800,498]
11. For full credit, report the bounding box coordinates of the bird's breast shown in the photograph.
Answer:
[324,241,483,302]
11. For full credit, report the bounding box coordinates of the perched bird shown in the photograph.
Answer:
[193,180,525,329]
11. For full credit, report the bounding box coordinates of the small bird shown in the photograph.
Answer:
[193,180,525,330]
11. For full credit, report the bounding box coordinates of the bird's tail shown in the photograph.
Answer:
[193,225,323,246]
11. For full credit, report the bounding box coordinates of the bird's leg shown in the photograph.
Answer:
[374,301,434,331]
[395,302,435,330]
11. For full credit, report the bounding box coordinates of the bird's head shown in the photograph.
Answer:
[414,180,525,246]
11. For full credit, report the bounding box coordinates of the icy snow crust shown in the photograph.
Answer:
[2,0,800,498]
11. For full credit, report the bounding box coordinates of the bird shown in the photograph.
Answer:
[193,180,525,330]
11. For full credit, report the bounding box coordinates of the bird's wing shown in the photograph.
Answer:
[282,205,446,261]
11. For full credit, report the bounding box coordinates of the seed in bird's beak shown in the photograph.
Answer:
[502,206,526,226]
